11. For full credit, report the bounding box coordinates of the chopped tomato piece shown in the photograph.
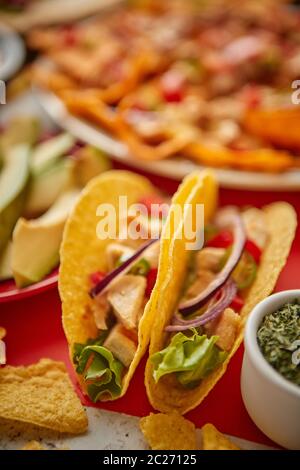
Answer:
[90,271,106,286]
[160,70,185,103]
[230,294,245,313]
[240,85,262,109]
[146,268,158,297]
[245,239,262,264]
[61,26,78,47]
[206,230,233,248]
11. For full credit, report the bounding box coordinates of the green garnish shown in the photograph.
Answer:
[257,301,300,387]
[73,333,124,401]
[151,328,227,388]
[116,255,151,276]
[130,257,151,276]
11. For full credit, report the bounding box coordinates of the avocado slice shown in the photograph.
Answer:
[0,144,31,253]
[31,133,75,174]
[0,116,40,159]
[73,146,112,186]
[0,241,12,281]
[12,189,80,288]
[24,158,75,216]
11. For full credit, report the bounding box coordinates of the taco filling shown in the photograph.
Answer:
[72,196,168,402]
[151,206,267,389]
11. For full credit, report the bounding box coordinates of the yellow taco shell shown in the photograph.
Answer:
[145,174,297,414]
[59,170,158,400]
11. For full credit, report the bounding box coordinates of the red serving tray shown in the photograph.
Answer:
[1,166,299,448]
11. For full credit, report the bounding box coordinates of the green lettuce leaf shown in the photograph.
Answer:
[73,334,124,401]
[151,328,228,388]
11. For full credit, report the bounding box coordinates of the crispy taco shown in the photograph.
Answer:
[145,171,297,414]
[59,170,172,402]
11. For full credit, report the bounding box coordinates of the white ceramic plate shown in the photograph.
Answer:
[36,88,300,191]
[0,24,25,81]
[0,0,123,32]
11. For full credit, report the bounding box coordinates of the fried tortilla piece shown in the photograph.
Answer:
[202,423,240,450]
[0,358,88,434]
[21,441,45,450]
[244,108,300,151]
[140,412,197,450]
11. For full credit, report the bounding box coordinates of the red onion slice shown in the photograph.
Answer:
[166,279,237,332]
[89,238,158,299]
[178,208,246,316]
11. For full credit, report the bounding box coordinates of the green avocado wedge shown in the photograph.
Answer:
[24,159,75,216]
[0,144,31,253]
[31,133,75,174]
[12,189,79,288]
[73,146,112,186]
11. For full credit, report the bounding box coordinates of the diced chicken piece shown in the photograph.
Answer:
[242,208,268,249]
[103,324,137,368]
[107,274,146,329]
[196,248,226,274]
[185,271,215,300]
[91,294,110,330]
[205,308,241,352]
[106,243,134,271]
[144,241,160,268]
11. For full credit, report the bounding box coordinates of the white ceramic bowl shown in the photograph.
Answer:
[0,24,25,81]
[241,290,300,450]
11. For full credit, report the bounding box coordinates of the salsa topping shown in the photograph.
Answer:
[257,301,300,387]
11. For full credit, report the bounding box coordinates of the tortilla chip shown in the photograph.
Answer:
[0,358,88,434]
[59,170,161,400]
[145,171,297,414]
[202,424,240,450]
[21,441,45,450]
[140,412,197,450]
[0,327,6,340]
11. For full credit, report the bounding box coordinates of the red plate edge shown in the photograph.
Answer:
[0,269,59,303]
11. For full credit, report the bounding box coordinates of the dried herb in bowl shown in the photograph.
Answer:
[257,301,300,387]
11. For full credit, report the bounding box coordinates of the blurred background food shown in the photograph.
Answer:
[27,0,300,173]
[0,0,300,292]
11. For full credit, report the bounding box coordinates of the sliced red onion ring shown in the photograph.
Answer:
[166,279,237,332]
[89,238,158,299]
[178,208,246,316]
